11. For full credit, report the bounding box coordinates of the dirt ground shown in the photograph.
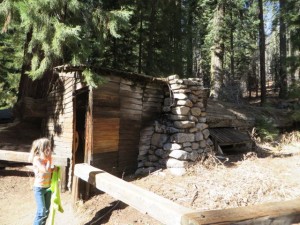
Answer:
[1,141,300,225]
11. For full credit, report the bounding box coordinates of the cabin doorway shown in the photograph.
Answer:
[72,87,89,201]
[75,89,89,164]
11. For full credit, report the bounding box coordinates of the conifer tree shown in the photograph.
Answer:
[0,0,131,82]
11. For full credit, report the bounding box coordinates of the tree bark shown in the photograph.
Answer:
[138,2,143,74]
[186,0,195,77]
[258,0,266,105]
[210,1,225,100]
[145,0,158,75]
[18,27,33,101]
[173,0,183,76]
[279,0,287,99]
[230,8,235,80]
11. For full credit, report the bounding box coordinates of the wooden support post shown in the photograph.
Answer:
[59,166,67,192]
[74,163,195,225]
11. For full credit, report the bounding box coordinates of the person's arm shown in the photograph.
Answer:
[33,156,53,173]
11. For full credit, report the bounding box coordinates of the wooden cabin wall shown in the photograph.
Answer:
[118,79,144,174]
[92,75,121,174]
[142,83,165,125]
[43,75,76,159]
[92,75,165,175]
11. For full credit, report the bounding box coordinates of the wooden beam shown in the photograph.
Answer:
[181,198,300,225]
[74,163,195,225]
[0,150,68,166]
[74,163,300,225]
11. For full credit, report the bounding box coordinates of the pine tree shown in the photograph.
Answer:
[0,0,132,82]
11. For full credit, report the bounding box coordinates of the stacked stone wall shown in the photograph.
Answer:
[137,75,213,175]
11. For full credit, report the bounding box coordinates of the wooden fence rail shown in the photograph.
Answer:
[0,149,68,166]
[74,163,300,225]
[74,163,195,225]
[0,149,69,191]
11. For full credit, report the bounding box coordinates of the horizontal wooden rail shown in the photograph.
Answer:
[75,163,300,225]
[74,163,195,225]
[182,198,300,225]
[0,150,68,166]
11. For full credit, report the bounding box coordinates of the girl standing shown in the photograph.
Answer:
[28,138,56,225]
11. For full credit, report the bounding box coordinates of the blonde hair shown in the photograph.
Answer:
[28,138,52,162]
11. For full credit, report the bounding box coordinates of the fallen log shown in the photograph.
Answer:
[74,163,300,225]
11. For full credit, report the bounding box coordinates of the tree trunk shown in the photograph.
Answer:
[18,27,33,101]
[279,0,287,98]
[186,0,195,77]
[230,8,235,80]
[210,2,225,100]
[173,0,183,76]
[138,1,143,74]
[258,0,266,105]
[145,0,158,75]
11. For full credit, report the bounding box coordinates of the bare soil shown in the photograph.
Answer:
[1,141,300,225]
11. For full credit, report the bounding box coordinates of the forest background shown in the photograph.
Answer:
[0,0,299,111]
[1,2,300,224]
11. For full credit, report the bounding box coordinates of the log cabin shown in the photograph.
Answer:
[0,64,255,196]
[0,65,169,193]
[47,65,168,193]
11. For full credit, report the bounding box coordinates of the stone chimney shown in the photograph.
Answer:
[136,75,212,176]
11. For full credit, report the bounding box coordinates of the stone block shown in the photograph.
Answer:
[188,94,198,103]
[184,147,193,152]
[163,143,182,151]
[173,93,188,100]
[195,132,204,141]
[176,99,193,107]
[168,115,189,121]
[168,75,179,81]
[191,142,199,149]
[151,133,168,147]
[203,129,210,139]
[196,122,208,131]
[199,140,206,148]
[170,84,187,90]
[168,167,186,176]
[191,107,202,116]
[171,106,190,115]
[169,150,189,160]
[174,121,195,129]
[166,158,188,168]
[188,151,199,161]
[170,133,195,143]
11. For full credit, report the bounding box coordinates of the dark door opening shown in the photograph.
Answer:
[75,89,89,164]
[72,88,89,201]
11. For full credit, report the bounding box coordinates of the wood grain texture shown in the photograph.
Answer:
[0,150,68,166]
[74,163,194,225]
[181,198,300,225]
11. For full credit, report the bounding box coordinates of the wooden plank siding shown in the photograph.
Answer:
[92,76,120,172]
[118,80,143,174]
[91,75,165,175]
[142,84,164,124]
[43,76,77,159]
[45,66,167,181]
